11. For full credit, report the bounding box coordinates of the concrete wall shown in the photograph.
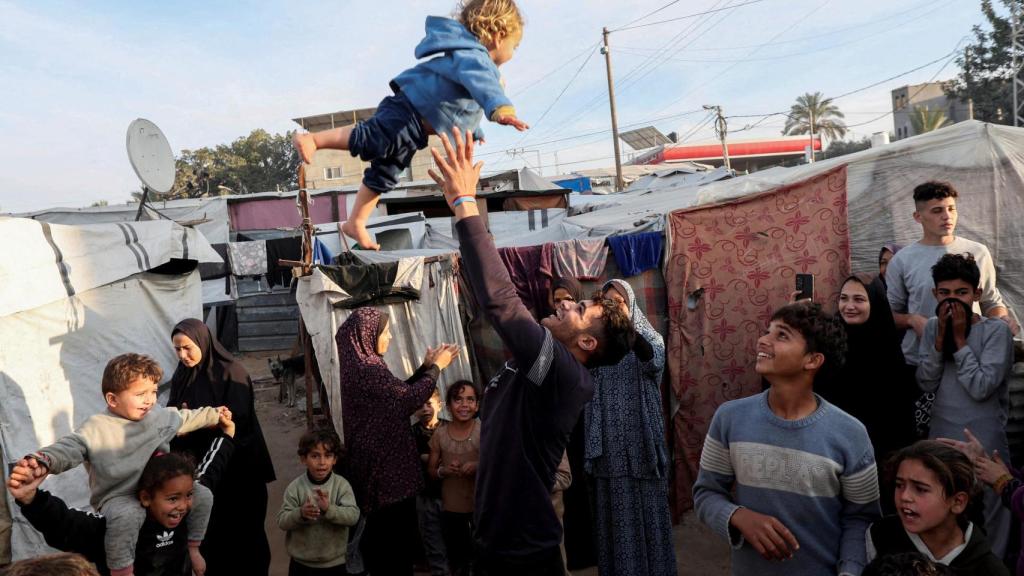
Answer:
[891,83,971,140]
[304,137,442,190]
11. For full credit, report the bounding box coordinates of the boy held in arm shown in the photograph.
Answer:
[10,354,229,576]
[693,303,882,576]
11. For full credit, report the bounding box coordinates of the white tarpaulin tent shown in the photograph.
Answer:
[295,255,473,437]
[0,217,219,559]
[22,198,232,306]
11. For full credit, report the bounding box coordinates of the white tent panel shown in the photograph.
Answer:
[0,271,203,559]
[296,263,473,438]
[0,218,219,318]
[24,197,231,245]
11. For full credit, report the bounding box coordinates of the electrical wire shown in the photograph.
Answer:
[611,0,768,32]
[512,47,599,146]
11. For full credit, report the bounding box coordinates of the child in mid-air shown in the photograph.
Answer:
[866,441,1007,575]
[12,353,229,576]
[693,302,881,575]
[278,428,360,576]
[293,0,528,250]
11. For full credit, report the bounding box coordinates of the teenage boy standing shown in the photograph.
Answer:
[694,303,881,576]
[886,181,1017,369]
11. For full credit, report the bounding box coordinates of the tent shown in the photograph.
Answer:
[0,217,219,560]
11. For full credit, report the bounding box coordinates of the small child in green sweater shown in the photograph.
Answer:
[278,428,360,576]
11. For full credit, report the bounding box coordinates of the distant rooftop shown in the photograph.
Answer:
[292,107,377,132]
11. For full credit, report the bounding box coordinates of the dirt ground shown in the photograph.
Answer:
[237,352,731,576]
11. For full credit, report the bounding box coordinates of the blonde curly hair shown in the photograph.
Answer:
[456,0,523,47]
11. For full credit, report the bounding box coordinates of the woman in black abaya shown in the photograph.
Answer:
[168,318,275,576]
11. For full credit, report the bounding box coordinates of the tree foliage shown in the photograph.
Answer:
[822,137,873,160]
[910,106,950,134]
[782,92,847,142]
[945,0,1021,123]
[169,129,300,199]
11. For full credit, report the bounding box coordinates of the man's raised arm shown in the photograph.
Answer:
[428,130,546,363]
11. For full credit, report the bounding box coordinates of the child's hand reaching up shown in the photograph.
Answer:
[496,114,529,131]
[292,133,318,164]
[975,450,1012,486]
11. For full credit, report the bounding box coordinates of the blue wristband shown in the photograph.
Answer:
[452,196,477,207]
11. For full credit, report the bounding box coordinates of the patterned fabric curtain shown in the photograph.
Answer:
[665,165,850,515]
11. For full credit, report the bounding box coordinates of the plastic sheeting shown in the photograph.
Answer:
[295,258,473,439]
[0,271,203,559]
[24,197,231,246]
[0,218,219,318]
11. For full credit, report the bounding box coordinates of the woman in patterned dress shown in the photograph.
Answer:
[585,280,677,575]
[336,307,458,576]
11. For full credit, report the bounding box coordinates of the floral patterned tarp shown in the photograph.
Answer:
[665,165,849,515]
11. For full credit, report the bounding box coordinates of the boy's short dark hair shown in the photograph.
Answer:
[0,553,101,576]
[931,253,980,289]
[913,181,958,204]
[298,428,343,458]
[584,292,635,368]
[101,353,163,396]
[770,302,847,381]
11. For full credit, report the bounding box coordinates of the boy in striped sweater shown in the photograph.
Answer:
[694,302,882,575]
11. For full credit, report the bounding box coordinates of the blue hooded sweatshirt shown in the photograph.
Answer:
[392,16,514,142]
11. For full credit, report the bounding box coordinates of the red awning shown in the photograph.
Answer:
[659,138,821,162]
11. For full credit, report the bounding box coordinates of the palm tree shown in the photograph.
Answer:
[782,92,847,143]
[909,106,949,135]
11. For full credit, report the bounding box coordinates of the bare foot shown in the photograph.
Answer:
[341,220,380,250]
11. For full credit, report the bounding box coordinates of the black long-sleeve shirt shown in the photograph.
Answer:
[17,435,235,576]
[457,216,594,561]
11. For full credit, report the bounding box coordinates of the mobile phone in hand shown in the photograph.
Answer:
[795,274,814,301]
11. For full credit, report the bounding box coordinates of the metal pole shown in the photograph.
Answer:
[710,106,731,171]
[808,107,816,164]
[1014,3,1023,126]
[602,27,624,192]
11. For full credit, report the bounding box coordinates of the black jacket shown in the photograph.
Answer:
[17,435,235,576]
[869,515,1009,576]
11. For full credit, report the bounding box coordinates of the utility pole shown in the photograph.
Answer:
[808,107,816,164]
[602,27,624,192]
[704,105,731,171]
[1013,2,1024,126]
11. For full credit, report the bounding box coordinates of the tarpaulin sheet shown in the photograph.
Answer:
[665,165,849,515]
[229,196,338,231]
[0,271,203,559]
[295,259,473,438]
[0,218,218,318]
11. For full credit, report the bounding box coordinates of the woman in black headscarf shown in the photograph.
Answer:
[168,318,275,576]
[820,275,917,469]
[544,276,584,319]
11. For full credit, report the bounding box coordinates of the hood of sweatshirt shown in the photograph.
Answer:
[415,16,488,59]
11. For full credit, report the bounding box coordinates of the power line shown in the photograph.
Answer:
[615,0,685,31]
[614,0,952,53]
[513,47,599,145]
[510,42,601,97]
[611,0,768,32]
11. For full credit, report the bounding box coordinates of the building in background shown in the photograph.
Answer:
[292,108,442,189]
[891,82,972,140]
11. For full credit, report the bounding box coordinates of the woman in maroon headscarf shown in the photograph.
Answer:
[167,318,275,576]
[337,307,458,576]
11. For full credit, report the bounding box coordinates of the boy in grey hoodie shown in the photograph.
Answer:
[12,353,230,576]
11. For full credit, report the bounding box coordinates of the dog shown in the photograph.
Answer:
[268,354,305,408]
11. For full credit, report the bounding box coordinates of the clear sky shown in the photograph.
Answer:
[0,0,983,212]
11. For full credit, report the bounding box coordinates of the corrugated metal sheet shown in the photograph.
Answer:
[235,278,299,352]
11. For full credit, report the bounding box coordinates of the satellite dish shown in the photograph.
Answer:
[126,119,175,194]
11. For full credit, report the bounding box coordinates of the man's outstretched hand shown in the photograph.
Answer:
[428,130,483,220]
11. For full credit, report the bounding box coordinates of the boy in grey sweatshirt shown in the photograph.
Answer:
[278,428,360,575]
[14,353,229,576]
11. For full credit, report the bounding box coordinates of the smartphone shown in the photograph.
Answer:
[795,273,814,301]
